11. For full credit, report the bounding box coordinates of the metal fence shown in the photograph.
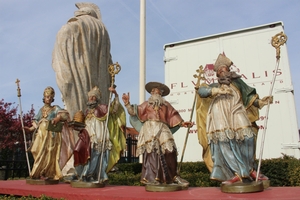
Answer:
[0,134,138,180]
[0,148,32,180]
[118,134,139,163]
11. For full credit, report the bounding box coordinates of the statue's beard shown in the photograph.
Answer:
[148,94,166,108]
[218,71,241,85]
[87,100,98,109]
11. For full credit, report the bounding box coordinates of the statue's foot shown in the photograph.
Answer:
[222,175,242,185]
[87,176,96,182]
[80,176,87,182]
[140,178,160,185]
[173,176,189,187]
[250,170,269,181]
[63,174,78,182]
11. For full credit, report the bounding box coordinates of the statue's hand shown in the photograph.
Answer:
[261,96,273,104]
[122,92,130,105]
[52,116,61,125]
[181,121,193,128]
[211,87,232,96]
[258,96,273,108]
[23,126,32,133]
[109,87,117,95]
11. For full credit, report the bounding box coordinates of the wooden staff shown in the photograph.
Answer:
[97,62,121,183]
[15,79,31,175]
[178,65,206,173]
[256,32,287,181]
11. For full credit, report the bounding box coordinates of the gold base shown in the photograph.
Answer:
[262,180,270,189]
[70,181,105,188]
[26,179,59,185]
[221,181,264,193]
[145,184,183,192]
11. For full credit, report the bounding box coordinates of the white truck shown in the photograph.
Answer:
[163,21,299,162]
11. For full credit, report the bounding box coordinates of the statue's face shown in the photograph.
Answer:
[88,95,97,102]
[151,88,162,96]
[217,66,229,77]
[44,95,53,104]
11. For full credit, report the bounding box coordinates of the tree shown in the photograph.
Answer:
[0,99,34,155]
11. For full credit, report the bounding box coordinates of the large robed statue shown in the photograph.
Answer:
[196,54,272,185]
[52,2,112,119]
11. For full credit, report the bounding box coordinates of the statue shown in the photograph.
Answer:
[122,82,192,191]
[69,86,126,188]
[52,2,112,119]
[24,87,74,184]
[195,54,272,192]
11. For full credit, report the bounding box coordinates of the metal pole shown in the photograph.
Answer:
[15,79,31,175]
[97,63,121,183]
[139,0,146,164]
[139,0,146,104]
[256,32,287,181]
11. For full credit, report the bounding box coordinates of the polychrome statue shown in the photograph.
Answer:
[122,82,192,191]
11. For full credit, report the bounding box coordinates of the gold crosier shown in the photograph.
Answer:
[97,62,121,183]
[256,32,287,182]
[15,79,31,175]
[178,65,206,173]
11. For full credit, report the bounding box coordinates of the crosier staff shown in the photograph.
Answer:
[178,65,206,173]
[97,62,121,183]
[256,32,287,182]
[15,79,31,175]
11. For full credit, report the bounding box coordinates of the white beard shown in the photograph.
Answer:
[148,94,166,108]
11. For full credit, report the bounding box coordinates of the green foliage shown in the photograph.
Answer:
[108,171,142,186]
[0,194,64,200]
[109,156,300,187]
[115,162,142,175]
[260,155,300,187]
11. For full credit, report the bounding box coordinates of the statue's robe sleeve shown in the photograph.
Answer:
[73,129,90,166]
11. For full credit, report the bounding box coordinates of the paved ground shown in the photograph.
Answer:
[0,180,299,200]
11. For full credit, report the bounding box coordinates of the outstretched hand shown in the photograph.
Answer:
[122,92,130,105]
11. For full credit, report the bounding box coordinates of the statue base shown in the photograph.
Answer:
[70,181,105,188]
[262,180,270,189]
[221,181,264,193]
[26,179,59,185]
[145,184,184,192]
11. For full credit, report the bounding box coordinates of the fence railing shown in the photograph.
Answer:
[0,134,139,180]
[119,134,139,163]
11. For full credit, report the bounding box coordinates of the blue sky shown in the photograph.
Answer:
[1,0,300,127]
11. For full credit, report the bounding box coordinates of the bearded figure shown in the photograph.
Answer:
[196,54,273,185]
[122,82,192,189]
[71,86,126,184]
